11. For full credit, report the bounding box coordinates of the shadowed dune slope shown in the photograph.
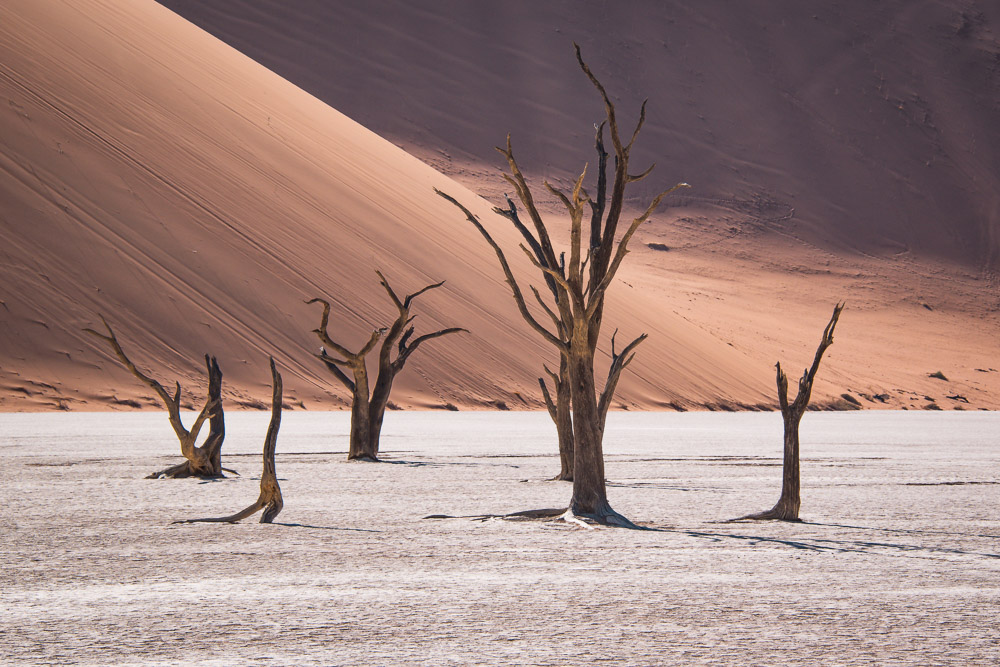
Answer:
[160,0,1000,269]
[148,0,1000,412]
[0,0,772,411]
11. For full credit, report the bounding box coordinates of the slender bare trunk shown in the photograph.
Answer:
[735,303,843,522]
[177,357,284,524]
[770,412,803,519]
[554,357,574,481]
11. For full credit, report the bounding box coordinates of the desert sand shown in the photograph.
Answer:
[2,0,998,412]
[2,410,998,664]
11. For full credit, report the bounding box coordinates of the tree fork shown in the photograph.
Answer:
[83,316,228,479]
[309,273,465,461]
[734,302,845,522]
[177,357,284,524]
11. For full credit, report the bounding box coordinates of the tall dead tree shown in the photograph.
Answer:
[738,302,844,522]
[437,43,689,527]
[84,316,228,479]
[177,357,284,524]
[309,271,465,461]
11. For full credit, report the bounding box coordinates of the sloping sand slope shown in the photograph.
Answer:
[153,0,1000,411]
[161,0,1000,268]
[0,0,772,411]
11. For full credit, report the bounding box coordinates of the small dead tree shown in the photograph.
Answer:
[84,316,228,479]
[737,302,844,522]
[437,43,689,527]
[177,357,284,524]
[309,271,465,461]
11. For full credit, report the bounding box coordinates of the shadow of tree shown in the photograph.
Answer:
[653,527,1000,560]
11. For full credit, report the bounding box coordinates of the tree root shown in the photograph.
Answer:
[728,508,803,523]
[146,461,240,479]
[424,506,648,529]
[173,497,282,525]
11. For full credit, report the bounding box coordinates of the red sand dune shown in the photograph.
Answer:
[1,0,998,412]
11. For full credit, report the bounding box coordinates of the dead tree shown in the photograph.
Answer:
[437,43,689,527]
[84,316,228,479]
[737,302,844,522]
[177,357,284,524]
[309,271,465,461]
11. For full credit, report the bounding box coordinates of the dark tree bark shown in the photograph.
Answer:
[539,358,573,480]
[736,303,845,522]
[84,316,228,479]
[437,43,689,527]
[177,357,284,524]
[309,272,465,461]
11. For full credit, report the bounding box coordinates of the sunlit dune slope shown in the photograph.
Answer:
[0,0,773,411]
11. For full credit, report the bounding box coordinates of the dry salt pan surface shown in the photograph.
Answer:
[2,411,998,665]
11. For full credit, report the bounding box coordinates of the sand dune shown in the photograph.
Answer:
[161,0,1000,268]
[0,0,775,412]
[152,0,1000,411]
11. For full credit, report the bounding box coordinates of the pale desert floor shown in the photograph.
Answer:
[2,411,998,665]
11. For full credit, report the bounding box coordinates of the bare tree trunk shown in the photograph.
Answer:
[736,303,844,522]
[540,356,574,481]
[177,358,284,524]
[83,317,229,479]
[567,343,609,516]
[553,357,574,480]
[769,412,803,519]
[203,355,225,473]
[348,373,377,461]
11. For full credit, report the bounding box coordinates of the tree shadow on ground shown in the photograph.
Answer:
[655,527,1000,560]
[271,522,382,532]
[801,520,1000,540]
[379,458,521,469]
[607,480,720,491]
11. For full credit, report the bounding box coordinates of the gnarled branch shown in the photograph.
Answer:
[436,188,566,351]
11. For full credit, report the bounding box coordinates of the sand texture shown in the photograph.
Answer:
[2,411,998,664]
[2,0,1000,411]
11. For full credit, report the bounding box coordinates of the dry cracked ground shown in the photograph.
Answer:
[2,411,998,665]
